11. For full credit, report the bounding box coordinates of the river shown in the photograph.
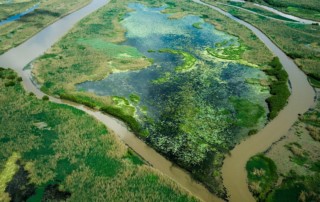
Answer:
[193,0,315,201]
[0,0,315,201]
[253,3,320,24]
[0,3,40,26]
[0,0,223,201]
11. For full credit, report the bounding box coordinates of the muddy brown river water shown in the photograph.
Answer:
[193,0,315,201]
[0,0,223,201]
[0,0,315,201]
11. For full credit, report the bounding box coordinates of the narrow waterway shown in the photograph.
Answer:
[193,0,315,201]
[0,0,222,201]
[253,3,320,24]
[0,0,315,201]
[0,3,40,26]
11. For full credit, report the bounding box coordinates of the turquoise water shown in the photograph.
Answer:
[0,3,40,26]
[77,3,270,164]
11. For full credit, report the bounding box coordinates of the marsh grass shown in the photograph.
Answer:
[0,0,92,54]
[247,0,320,21]
[246,154,278,200]
[230,97,265,127]
[0,153,20,201]
[0,68,197,201]
[211,2,320,87]
[0,0,37,21]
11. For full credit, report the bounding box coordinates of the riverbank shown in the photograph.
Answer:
[247,90,320,201]
[0,68,197,201]
[0,0,224,201]
[247,0,320,22]
[203,0,320,87]
[193,0,315,201]
[30,0,278,198]
[0,0,92,54]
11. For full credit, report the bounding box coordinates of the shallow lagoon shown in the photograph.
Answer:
[77,3,270,165]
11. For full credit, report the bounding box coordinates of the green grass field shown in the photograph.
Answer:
[0,68,197,201]
[0,0,92,54]
[207,1,320,88]
[247,96,320,201]
[246,154,278,200]
[246,0,320,21]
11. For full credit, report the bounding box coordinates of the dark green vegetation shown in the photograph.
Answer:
[246,0,320,21]
[208,1,320,88]
[230,97,265,127]
[227,1,296,22]
[247,95,320,201]
[0,68,197,201]
[266,171,320,202]
[264,57,290,119]
[247,154,320,202]
[246,154,278,200]
[0,0,92,54]
[300,96,320,142]
[207,43,246,60]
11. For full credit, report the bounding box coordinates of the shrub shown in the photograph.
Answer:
[5,81,15,87]
[101,106,142,135]
[42,95,49,101]
[264,57,290,120]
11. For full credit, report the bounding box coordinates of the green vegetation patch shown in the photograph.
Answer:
[86,155,122,178]
[129,94,141,104]
[159,49,197,72]
[0,68,195,201]
[246,154,278,200]
[0,153,20,200]
[267,171,320,202]
[207,44,246,60]
[192,22,203,29]
[124,149,144,166]
[264,57,290,119]
[78,38,144,58]
[230,97,265,127]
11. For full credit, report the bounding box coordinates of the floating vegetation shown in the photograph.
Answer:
[192,22,203,29]
[207,44,246,60]
[77,3,271,196]
[158,49,197,72]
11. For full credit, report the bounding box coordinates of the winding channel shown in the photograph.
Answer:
[0,0,222,201]
[0,0,315,201]
[193,0,315,201]
[253,3,320,24]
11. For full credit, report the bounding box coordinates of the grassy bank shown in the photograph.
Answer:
[264,57,290,119]
[246,154,278,200]
[0,0,92,54]
[205,0,320,87]
[247,94,320,201]
[246,0,320,21]
[0,68,197,201]
[0,0,38,21]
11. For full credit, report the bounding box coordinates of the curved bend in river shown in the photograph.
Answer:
[0,0,222,201]
[0,0,315,201]
[193,0,315,201]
